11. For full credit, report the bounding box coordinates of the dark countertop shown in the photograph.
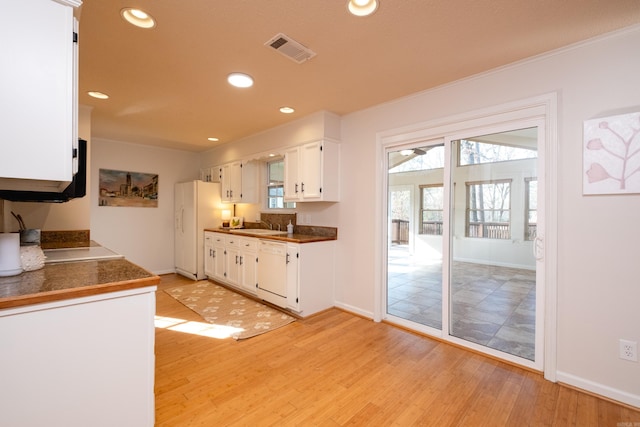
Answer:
[205,228,337,243]
[0,258,160,310]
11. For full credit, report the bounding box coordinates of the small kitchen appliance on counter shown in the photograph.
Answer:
[0,233,22,277]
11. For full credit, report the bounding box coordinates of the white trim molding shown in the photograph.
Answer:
[557,371,640,409]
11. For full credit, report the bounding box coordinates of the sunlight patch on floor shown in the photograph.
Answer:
[154,315,245,339]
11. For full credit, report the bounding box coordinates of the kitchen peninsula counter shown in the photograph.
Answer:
[0,258,160,310]
[0,257,158,426]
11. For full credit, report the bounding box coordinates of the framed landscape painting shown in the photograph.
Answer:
[99,169,159,207]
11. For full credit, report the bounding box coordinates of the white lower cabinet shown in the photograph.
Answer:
[224,236,241,286]
[286,241,335,316]
[0,287,156,427]
[204,231,215,277]
[238,237,258,295]
[205,232,258,296]
[205,232,334,316]
[211,232,226,282]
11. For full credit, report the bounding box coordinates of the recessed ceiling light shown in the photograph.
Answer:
[347,0,378,16]
[207,137,219,142]
[88,91,109,99]
[227,73,254,88]
[121,8,156,29]
[279,107,295,114]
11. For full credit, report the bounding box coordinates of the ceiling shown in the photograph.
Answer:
[77,0,640,152]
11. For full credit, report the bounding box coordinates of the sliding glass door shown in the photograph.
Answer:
[387,144,444,330]
[448,128,538,361]
[385,124,544,369]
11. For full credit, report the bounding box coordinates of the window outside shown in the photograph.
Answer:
[267,160,296,209]
[458,139,536,166]
[466,180,511,239]
[419,184,444,235]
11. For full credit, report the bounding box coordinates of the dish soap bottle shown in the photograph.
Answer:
[287,220,294,235]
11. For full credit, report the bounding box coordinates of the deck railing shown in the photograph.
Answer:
[395,220,536,240]
[468,222,510,239]
[420,221,443,236]
[391,219,409,244]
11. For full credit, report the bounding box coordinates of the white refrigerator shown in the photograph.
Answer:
[174,180,221,280]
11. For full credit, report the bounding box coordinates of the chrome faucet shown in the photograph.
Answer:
[258,220,272,230]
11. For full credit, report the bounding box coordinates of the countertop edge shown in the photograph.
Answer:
[0,275,160,310]
[204,228,337,243]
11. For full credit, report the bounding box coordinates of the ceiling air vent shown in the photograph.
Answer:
[265,33,316,64]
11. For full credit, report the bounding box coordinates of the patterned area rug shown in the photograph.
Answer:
[164,281,295,340]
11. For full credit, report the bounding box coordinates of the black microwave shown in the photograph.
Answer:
[0,139,87,203]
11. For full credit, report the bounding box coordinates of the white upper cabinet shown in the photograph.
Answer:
[220,161,257,204]
[284,139,340,202]
[200,167,218,183]
[0,0,80,191]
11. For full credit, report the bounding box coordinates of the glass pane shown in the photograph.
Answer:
[458,128,537,166]
[267,160,296,209]
[451,128,537,361]
[268,160,284,183]
[387,145,444,330]
[389,146,445,173]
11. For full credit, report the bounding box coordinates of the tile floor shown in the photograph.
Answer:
[387,245,536,360]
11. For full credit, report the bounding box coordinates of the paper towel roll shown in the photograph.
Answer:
[0,233,23,277]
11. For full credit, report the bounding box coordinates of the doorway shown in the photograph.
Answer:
[380,97,555,372]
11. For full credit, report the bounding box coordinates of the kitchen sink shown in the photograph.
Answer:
[228,229,288,236]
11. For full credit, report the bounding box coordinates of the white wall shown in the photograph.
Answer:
[336,26,640,406]
[90,139,199,274]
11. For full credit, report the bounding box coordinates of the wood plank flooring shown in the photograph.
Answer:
[155,274,639,426]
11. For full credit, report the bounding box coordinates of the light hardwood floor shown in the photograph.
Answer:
[155,274,639,426]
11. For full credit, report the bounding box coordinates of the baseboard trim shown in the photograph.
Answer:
[154,268,178,276]
[333,301,373,320]
[556,371,640,409]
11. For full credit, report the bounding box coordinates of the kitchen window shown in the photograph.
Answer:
[267,159,295,209]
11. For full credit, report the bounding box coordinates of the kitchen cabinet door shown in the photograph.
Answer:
[286,241,335,317]
[204,232,215,278]
[220,161,257,203]
[212,234,226,282]
[239,238,258,295]
[299,141,323,199]
[283,140,340,202]
[225,239,241,286]
[0,0,79,191]
[220,163,237,202]
[284,146,301,201]
[286,243,300,311]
